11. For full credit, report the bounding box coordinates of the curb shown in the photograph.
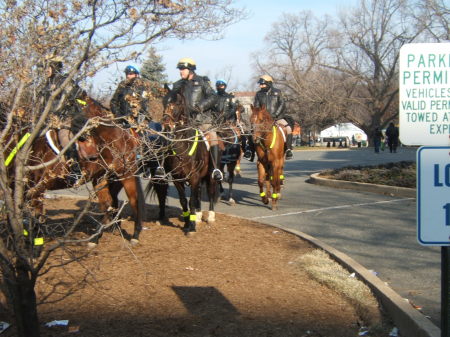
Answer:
[216,210,439,337]
[308,173,416,198]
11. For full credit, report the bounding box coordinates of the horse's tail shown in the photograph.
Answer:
[144,178,168,220]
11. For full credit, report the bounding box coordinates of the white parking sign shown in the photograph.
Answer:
[399,43,450,146]
[417,146,450,245]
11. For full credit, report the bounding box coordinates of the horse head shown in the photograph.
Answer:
[83,95,111,119]
[162,84,187,130]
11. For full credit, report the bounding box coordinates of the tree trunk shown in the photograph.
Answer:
[4,261,40,337]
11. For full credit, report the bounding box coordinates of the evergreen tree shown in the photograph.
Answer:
[141,47,168,90]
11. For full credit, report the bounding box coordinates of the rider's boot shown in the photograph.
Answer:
[65,144,84,186]
[285,134,293,160]
[210,145,223,182]
[243,136,255,162]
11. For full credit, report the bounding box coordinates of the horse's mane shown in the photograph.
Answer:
[163,85,188,125]
[252,105,273,124]
[84,95,111,118]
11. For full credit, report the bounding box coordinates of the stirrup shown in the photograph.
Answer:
[212,168,223,181]
[243,150,252,160]
[285,149,293,160]
[154,166,165,178]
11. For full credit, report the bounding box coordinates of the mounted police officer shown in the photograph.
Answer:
[110,65,165,178]
[110,65,154,127]
[244,75,294,161]
[214,79,237,123]
[42,55,87,185]
[171,57,223,181]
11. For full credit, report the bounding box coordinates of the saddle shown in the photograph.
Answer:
[46,129,98,160]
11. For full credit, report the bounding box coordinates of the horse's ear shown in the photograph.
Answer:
[163,83,171,94]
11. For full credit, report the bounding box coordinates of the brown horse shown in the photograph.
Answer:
[249,104,286,210]
[153,88,219,234]
[7,97,144,246]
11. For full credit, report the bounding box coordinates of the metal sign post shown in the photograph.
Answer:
[401,43,450,337]
[443,247,450,337]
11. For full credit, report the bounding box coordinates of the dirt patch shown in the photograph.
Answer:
[2,197,396,336]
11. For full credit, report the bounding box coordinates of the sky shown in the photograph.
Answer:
[94,0,355,94]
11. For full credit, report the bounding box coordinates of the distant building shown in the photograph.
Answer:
[233,92,256,115]
[319,123,368,147]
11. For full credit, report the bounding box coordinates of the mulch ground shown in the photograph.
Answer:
[1,198,395,336]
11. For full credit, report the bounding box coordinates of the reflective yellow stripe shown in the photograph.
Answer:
[182,211,190,217]
[269,126,276,149]
[280,174,284,180]
[260,192,266,197]
[270,176,273,180]
[189,214,196,221]
[188,129,199,156]
[34,237,44,246]
[272,193,278,199]
[76,99,87,106]
[23,229,29,236]
[5,132,31,166]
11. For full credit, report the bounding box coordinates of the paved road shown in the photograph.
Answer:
[52,147,441,329]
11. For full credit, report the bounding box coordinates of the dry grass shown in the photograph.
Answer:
[295,249,384,333]
[320,161,415,188]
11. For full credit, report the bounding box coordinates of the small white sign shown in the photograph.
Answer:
[417,146,450,245]
[399,43,450,146]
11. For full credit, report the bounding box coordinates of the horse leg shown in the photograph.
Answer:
[227,162,236,205]
[270,166,281,211]
[174,181,190,228]
[91,178,114,247]
[121,176,144,245]
[154,180,169,220]
[28,187,47,224]
[205,179,217,224]
[257,162,269,205]
[194,183,202,225]
[185,182,200,234]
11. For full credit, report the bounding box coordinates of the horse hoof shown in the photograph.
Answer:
[130,239,139,246]
[207,211,215,224]
[262,197,269,205]
[37,215,47,224]
[195,211,202,225]
[229,198,236,205]
[185,231,196,237]
[87,242,97,250]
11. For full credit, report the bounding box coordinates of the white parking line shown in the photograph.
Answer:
[251,198,415,219]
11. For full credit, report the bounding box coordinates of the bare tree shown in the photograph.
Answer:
[0,1,246,336]
[253,11,351,135]
[253,0,450,143]
[417,0,450,41]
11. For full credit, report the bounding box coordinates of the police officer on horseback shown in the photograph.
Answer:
[171,57,223,181]
[110,65,153,126]
[214,79,237,123]
[42,55,87,185]
[244,75,294,161]
[110,65,165,178]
